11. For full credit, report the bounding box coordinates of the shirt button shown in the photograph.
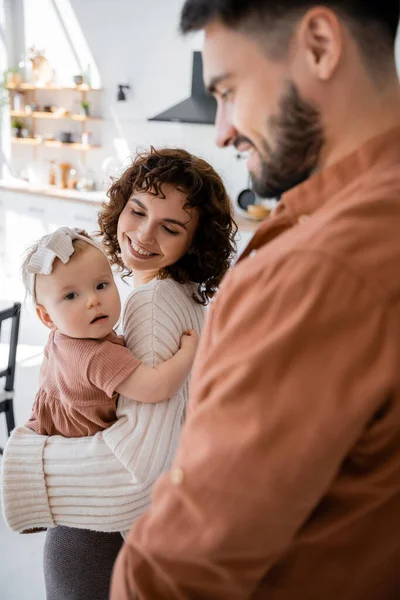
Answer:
[298,214,310,224]
[170,467,184,485]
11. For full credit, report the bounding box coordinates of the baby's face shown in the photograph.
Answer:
[35,245,121,339]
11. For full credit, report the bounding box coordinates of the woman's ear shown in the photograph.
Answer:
[36,305,55,329]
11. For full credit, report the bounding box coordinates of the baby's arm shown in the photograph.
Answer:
[116,329,199,403]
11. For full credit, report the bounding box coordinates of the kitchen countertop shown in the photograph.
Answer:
[0,179,105,206]
[0,179,263,231]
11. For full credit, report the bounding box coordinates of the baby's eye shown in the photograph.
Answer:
[97,282,108,290]
[65,292,77,301]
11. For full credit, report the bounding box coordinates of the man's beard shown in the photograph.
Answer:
[250,81,324,199]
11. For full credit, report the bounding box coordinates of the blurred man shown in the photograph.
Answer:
[112,2,400,598]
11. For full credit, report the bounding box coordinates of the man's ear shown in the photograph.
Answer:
[36,304,55,330]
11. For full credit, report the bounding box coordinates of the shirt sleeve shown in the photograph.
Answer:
[86,340,141,399]
[1,282,191,534]
[110,250,397,599]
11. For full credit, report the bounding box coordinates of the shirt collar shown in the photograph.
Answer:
[281,124,400,222]
[240,125,400,260]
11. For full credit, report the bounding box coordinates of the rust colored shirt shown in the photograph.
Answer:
[111,127,400,600]
[26,329,140,436]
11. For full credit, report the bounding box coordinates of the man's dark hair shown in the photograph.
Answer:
[180,1,399,66]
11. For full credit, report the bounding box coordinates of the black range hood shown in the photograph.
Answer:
[149,52,216,125]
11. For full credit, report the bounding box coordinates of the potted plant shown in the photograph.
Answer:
[11,118,23,138]
[5,67,22,88]
[80,100,90,117]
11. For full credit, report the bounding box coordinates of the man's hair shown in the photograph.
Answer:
[180,1,399,66]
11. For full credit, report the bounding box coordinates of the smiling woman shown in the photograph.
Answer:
[117,184,199,282]
[101,146,237,305]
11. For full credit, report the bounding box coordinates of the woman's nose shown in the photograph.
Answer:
[136,221,155,244]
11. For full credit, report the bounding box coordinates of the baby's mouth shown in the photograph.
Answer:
[90,315,108,324]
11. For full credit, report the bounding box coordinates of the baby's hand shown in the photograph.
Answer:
[180,329,199,357]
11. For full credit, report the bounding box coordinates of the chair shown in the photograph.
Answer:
[0,302,21,455]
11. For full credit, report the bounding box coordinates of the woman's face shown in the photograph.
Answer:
[117,183,199,281]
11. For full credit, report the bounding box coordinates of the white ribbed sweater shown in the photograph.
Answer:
[1,278,205,534]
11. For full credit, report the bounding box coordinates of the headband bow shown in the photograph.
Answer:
[26,227,106,303]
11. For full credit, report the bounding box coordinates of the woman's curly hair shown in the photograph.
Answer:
[98,147,237,305]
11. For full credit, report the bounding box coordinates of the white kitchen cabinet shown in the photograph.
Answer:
[3,192,49,277]
[46,198,100,234]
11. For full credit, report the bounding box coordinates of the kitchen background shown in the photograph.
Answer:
[0,2,399,598]
[1,0,253,199]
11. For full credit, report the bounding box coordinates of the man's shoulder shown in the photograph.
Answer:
[309,185,400,300]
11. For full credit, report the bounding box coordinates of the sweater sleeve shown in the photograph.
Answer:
[1,280,199,533]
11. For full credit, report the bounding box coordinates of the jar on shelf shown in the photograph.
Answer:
[76,167,96,192]
[68,168,78,190]
[59,162,71,189]
[49,160,57,186]
[81,131,91,145]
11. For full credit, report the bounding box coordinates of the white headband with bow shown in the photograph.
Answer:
[26,227,106,303]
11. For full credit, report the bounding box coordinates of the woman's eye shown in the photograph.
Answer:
[65,292,77,301]
[131,209,145,217]
[97,282,107,290]
[163,226,179,236]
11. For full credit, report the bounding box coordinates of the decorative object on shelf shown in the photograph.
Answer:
[81,131,91,145]
[80,100,90,116]
[68,167,78,189]
[13,92,23,112]
[5,68,22,87]
[28,46,54,85]
[59,131,73,144]
[54,106,69,117]
[21,128,30,139]
[73,74,83,86]
[77,166,96,192]
[117,84,130,102]
[11,118,23,138]
[43,105,52,112]
[49,160,57,186]
[59,162,72,189]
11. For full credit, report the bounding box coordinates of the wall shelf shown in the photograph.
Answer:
[11,137,100,150]
[8,82,103,166]
[43,141,101,150]
[6,83,102,92]
[11,137,41,145]
[10,110,102,121]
